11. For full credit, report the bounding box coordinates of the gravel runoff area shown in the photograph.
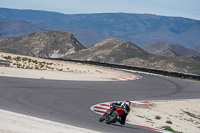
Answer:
[0,109,100,133]
[128,100,200,133]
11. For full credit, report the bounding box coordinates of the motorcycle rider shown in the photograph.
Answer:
[107,101,131,125]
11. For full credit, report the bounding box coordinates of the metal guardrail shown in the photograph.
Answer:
[0,60,10,67]
[47,58,200,80]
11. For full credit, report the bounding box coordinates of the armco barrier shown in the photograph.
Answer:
[0,60,10,67]
[47,58,200,80]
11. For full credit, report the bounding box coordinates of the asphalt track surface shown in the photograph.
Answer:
[0,73,200,133]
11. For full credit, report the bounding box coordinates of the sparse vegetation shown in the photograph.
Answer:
[136,115,154,123]
[25,66,33,69]
[96,70,103,73]
[136,115,145,118]
[35,66,39,70]
[161,126,182,133]
[183,111,200,120]
[146,120,154,124]
[2,55,67,71]
[17,64,21,68]
[32,60,38,64]
[47,63,53,65]
[3,56,12,60]
[155,115,161,120]
[166,120,173,124]
[40,64,45,68]
[22,57,28,62]
[57,68,63,71]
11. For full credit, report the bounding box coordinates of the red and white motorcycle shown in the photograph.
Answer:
[99,102,130,124]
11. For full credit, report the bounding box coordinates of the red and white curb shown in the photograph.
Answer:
[115,74,142,81]
[90,101,169,133]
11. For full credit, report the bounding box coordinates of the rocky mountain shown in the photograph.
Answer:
[144,42,200,57]
[154,50,179,57]
[0,31,86,58]
[65,38,149,63]
[65,38,200,74]
[0,8,200,48]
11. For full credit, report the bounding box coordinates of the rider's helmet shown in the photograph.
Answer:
[122,101,131,113]
[125,101,131,106]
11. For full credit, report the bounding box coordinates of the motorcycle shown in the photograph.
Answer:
[99,106,125,124]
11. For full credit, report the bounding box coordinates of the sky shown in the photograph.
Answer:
[0,0,200,20]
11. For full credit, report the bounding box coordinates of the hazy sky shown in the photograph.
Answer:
[0,0,200,20]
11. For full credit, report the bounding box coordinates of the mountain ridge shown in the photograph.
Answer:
[0,18,42,37]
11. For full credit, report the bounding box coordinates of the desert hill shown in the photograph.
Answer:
[65,38,149,63]
[0,31,86,58]
[154,50,179,57]
[144,42,200,57]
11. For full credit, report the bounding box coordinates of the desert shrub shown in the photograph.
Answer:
[166,120,173,124]
[28,59,32,63]
[47,63,53,65]
[162,126,182,133]
[155,116,161,120]
[35,66,40,70]
[183,111,200,120]
[17,64,21,68]
[40,65,45,68]
[15,56,21,61]
[32,60,38,64]
[26,66,33,69]
[3,56,12,60]
[22,57,28,62]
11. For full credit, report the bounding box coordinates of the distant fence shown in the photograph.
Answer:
[47,58,200,80]
[0,60,10,67]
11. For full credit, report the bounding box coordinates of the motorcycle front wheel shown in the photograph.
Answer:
[99,113,108,122]
[99,116,105,122]
[106,112,118,124]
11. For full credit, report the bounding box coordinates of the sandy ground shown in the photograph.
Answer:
[128,100,200,133]
[0,52,132,81]
[0,109,100,133]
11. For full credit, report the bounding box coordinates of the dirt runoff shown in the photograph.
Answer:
[128,100,200,133]
[0,109,100,133]
[0,52,132,81]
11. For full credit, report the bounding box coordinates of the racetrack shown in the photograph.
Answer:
[0,73,200,133]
